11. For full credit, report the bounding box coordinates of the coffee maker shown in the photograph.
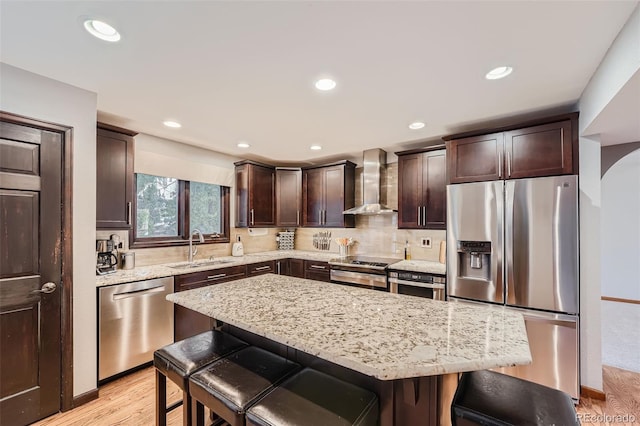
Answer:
[96,239,118,275]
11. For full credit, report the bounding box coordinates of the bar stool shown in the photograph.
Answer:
[451,370,579,426]
[246,368,379,426]
[189,346,301,426]
[153,330,248,426]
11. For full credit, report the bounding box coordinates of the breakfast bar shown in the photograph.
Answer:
[167,274,531,425]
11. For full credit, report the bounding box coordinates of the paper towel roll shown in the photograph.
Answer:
[439,241,446,264]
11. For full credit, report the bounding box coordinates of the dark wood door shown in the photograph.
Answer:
[304,260,331,282]
[275,168,301,227]
[505,120,574,179]
[323,165,346,227]
[235,163,249,227]
[448,132,504,183]
[302,167,324,227]
[289,259,305,278]
[397,153,423,229]
[249,164,275,226]
[423,150,447,229]
[96,127,134,229]
[0,121,62,425]
[275,259,290,276]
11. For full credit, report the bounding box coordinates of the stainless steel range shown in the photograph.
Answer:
[329,256,400,290]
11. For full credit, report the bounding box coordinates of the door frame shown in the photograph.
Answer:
[0,111,75,412]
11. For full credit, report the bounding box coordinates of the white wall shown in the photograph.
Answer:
[578,135,603,392]
[601,148,640,300]
[0,63,98,397]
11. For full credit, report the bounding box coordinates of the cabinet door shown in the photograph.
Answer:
[505,120,574,179]
[275,259,290,275]
[448,133,504,184]
[289,258,305,278]
[235,164,249,227]
[323,165,346,227]
[96,128,134,228]
[302,168,325,226]
[249,164,275,226]
[304,260,331,282]
[423,150,447,229]
[397,154,423,229]
[276,169,301,227]
[247,260,276,276]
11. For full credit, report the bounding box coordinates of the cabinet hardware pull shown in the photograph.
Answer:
[254,266,270,271]
[277,262,281,274]
[310,265,326,270]
[296,210,300,226]
[507,151,512,177]
[423,206,427,226]
[250,209,255,225]
[417,206,421,226]
[318,209,322,225]
[127,202,132,225]
[498,151,502,178]
[207,273,226,279]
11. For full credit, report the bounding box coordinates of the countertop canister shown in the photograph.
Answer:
[121,251,135,270]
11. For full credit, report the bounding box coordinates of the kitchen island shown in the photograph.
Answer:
[167,274,531,425]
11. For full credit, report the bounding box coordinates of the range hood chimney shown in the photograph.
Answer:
[343,149,396,215]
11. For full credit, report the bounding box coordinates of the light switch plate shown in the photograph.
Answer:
[420,237,432,248]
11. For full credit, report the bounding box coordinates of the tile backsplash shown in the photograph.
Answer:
[97,161,446,267]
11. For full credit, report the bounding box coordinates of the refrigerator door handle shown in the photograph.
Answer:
[504,181,515,305]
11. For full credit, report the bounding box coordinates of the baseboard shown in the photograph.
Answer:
[70,388,99,409]
[581,385,606,401]
[601,296,640,305]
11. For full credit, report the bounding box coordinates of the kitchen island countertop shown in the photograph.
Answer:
[167,274,530,380]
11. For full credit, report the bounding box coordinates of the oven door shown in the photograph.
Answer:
[389,278,445,300]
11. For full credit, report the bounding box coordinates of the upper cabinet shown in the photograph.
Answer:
[302,161,355,228]
[275,168,302,227]
[96,123,136,229]
[235,161,275,227]
[445,113,578,184]
[396,147,447,230]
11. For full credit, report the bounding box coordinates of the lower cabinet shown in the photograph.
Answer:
[275,259,290,276]
[174,265,246,341]
[247,260,276,276]
[288,259,305,278]
[304,260,331,282]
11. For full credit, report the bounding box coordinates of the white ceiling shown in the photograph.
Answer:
[1,1,637,165]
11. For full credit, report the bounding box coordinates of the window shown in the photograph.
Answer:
[131,173,230,247]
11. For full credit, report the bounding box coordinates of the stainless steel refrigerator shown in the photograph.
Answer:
[446,175,579,400]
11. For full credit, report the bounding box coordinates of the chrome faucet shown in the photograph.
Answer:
[188,229,205,264]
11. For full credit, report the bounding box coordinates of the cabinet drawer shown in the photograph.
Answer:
[247,260,276,276]
[304,260,330,282]
[175,265,246,289]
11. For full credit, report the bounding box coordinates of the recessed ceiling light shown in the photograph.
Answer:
[163,120,182,128]
[408,121,425,130]
[237,142,250,148]
[83,19,121,42]
[310,145,322,151]
[485,66,513,80]
[314,79,337,91]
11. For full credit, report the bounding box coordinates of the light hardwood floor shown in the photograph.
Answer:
[33,365,639,426]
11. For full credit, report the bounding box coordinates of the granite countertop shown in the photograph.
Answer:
[96,250,336,287]
[388,260,446,275]
[167,274,531,380]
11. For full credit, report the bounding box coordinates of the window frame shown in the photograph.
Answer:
[130,176,230,248]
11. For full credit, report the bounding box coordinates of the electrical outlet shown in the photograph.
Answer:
[420,237,432,248]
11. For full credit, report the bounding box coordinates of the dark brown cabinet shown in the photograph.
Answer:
[235,161,275,227]
[173,265,246,341]
[445,114,577,184]
[288,258,304,278]
[304,260,331,282]
[302,161,355,228]
[247,260,276,276]
[275,259,290,276]
[397,148,447,230]
[96,124,136,229]
[275,168,302,227]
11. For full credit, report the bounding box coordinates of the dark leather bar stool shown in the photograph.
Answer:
[246,368,379,426]
[153,330,248,426]
[451,370,579,426]
[189,346,301,426]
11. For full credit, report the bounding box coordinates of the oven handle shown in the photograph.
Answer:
[388,278,445,290]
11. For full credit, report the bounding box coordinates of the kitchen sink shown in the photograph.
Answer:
[168,259,235,269]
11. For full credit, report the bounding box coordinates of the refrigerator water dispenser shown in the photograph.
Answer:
[457,241,491,281]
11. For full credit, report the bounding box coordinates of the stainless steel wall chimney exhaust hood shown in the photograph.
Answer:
[343,149,396,215]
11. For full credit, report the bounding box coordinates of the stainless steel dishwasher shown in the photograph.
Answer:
[98,277,174,382]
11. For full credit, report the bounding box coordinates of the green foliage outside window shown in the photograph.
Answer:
[136,174,178,237]
[190,181,221,235]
